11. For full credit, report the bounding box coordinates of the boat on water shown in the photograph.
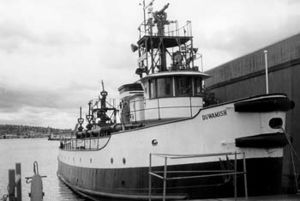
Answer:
[57,2,295,200]
[48,133,71,141]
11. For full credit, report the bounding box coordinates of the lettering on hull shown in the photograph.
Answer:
[202,110,227,120]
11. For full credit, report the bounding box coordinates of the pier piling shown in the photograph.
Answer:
[7,163,22,201]
[16,163,22,201]
[8,169,15,201]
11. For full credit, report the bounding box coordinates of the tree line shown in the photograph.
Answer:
[0,124,71,137]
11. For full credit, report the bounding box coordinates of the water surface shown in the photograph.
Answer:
[0,138,87,201]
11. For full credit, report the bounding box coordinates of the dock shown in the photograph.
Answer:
[194,194,300,201]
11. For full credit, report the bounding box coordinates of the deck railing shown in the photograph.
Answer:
[59,134,111,151]
[123,96,203,122]
[148,152,248,201]
[139,21,192,39]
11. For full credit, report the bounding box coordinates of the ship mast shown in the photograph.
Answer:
[153,3,169,71]
[133,2,198,77]
[141,0,154,34]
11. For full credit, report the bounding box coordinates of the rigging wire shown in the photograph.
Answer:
[281,127,300,190]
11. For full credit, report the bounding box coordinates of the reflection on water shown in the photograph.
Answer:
[0,138,88,201]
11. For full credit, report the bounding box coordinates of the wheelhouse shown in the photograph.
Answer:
[139,71,209,121]
[118,71,209,124]
[141,71,208,99]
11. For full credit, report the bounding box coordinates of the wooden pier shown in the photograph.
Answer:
[6,163,22,201]
[192,194,300,201]
[2,162,46,201]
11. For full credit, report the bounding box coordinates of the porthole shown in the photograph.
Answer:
[122,158,126,164]
[90,158,93,163]
[269,118,283,129]
[152,139,158,146]
[110,158,114,164]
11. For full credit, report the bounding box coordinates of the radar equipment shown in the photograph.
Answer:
[153,3,170,36]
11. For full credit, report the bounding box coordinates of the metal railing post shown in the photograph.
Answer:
[148,153,152,201]
[163,156,168,201]
[90,134,92,149]
[234,152,237,200]
[189,96,192,117]
[134,100,137,123]
[243,152,248,199]
[148,152,246,201]
[157,99,161,120]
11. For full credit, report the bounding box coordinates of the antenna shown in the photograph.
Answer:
[101,80,105,91]
[141,0,155,33]
[80,107,82,118]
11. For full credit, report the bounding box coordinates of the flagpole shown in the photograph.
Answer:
[264,50,269,94]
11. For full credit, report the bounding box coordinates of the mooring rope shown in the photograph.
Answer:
[281,127,300,161]
[281,127,300,189]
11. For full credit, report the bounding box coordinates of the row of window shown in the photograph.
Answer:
[144,76,203,99]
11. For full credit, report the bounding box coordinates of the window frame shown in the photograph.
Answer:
[156,77,174,98]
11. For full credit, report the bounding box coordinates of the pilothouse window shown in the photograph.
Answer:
[157,78,173,97]
[149,79,157,99]
[194,78,203,96]
[147,76,202,98]
[175,76,192,96]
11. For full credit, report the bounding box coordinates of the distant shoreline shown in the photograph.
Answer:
[0,124,72,140]
[0,135,49,139]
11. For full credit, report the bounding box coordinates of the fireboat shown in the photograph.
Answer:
[57,1,294,200]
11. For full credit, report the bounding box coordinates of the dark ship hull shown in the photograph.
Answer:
[57,93,293,200]
[58,157,283,200]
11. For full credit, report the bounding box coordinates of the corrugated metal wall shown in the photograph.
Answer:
[205,33,300,193]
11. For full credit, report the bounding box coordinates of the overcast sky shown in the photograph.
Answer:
[0,0,299,129]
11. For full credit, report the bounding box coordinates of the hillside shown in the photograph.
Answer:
[0,124,72,139]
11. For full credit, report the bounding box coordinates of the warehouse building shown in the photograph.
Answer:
[205,33,300,193]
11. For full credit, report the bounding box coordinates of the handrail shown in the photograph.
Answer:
[60,135,111,152]
[123,96,203,122]
[148,152,248,201]
[138,21,192,39]
[152,152,244,158]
